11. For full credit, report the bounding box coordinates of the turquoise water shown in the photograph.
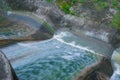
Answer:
[2,31,101,80]
[15,47,98,80]
[1,11,113,80]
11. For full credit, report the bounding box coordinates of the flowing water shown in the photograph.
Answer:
[1,30,114,80]
[1,31,101,80]
[0,11,114,80]
[110,48,120,80]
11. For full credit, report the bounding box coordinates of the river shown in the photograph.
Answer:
[0,11,115,80]
[1,30,114,80]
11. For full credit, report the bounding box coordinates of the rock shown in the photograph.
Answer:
[0,17,36,47]
[5,0,120,46]
[31,23,54,40]
[0,11,55,47]
[33,1,64,30]
[6,0,37,11]
[110,30,120,48]
[0,51,18,80]
[0,40,16,48]
[75,57,113,80]
[63,14,117,44]
[3,0,120,80]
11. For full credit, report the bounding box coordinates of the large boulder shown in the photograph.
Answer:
[75,57,113,80]
[0,51,18,80]
[0,11,54,47]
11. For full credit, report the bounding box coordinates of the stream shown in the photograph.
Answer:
[1,31,101,80]
[0,11,117,80]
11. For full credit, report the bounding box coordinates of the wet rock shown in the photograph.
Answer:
[0,17,36,47]
[0,51,18,80]
[76,57,113,80]
[0,11,55,47]
[110,30,120,48]
[31,23,54,40]
[0,40,17,48]
[5,0,120,45]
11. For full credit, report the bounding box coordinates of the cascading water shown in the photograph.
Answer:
[110,48,120,80]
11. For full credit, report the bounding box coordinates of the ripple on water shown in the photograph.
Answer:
[2,31,103,80]
[15,50,99,80]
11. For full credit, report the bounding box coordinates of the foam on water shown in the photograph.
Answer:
[110,64,120,80]
[54,31,104,57]
[111,48,120,80]
[85,31,109,42]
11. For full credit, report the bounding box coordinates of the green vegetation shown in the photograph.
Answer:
[80,0,109,10]
[43,22,55,34]
[0,16,6,23]
[57,0,77,15]
[46,0,120,29]
[94,1,108,10]
[46,0,54,3]
[111,0,120,29]
[112,13,120,29]
[46,0,109,14]
[0,0,9,11]
[0,0,9,23]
